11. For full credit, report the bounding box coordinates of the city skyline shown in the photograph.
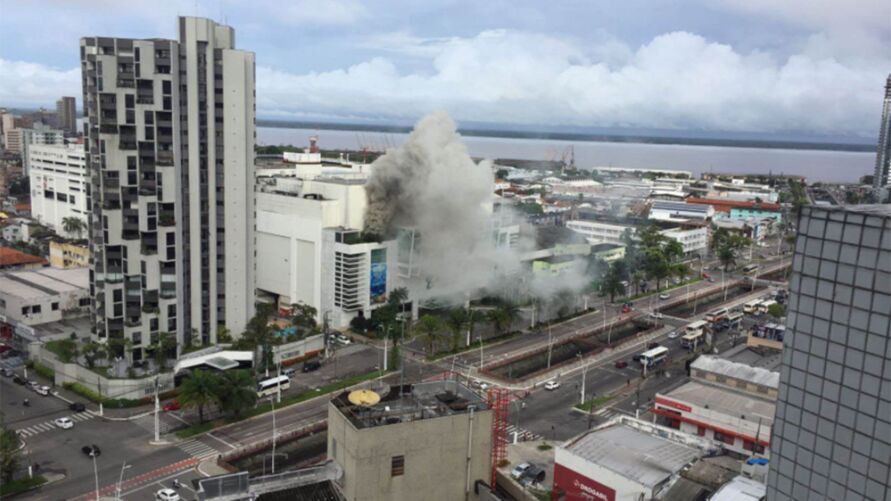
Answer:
[1,0,890,139]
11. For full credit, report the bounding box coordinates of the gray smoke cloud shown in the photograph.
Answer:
[364,111,598,310]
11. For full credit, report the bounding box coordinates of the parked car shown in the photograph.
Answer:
[1,368,13,377]
[36,385,50,396]
[659,293,670,300]
[614,360,628,369]
[28,381,41,392]
[544,380,560,391]
[69,402,86,412]
[511,462,531,480]
[81,444,101,457]
[12,375,26,385]
[521,464,547,485]
[302,360,321,373]
[163,400,181,412]
[54,417,74,429]
[336,334,352,345]
[155,488,182,501]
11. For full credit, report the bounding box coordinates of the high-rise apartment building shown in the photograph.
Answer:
[873,75,891,199]
[80,16,255,362]
[56,96,77,134]
[16,124,65,174]
[766,205,891,501]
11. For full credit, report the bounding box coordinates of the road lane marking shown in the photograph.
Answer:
[207,432,237,449]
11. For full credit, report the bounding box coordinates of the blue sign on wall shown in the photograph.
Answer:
[370,249,387,304]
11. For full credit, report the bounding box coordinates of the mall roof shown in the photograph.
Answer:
[663,381,776,426]
[691,355,779,389]
[562,423,701,489]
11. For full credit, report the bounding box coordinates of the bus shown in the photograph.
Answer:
[742,264,760,274]
[758,299,777,315]
[639,346,670,368]
[727,311,744,329]
[743,300,763,314]
[681,320,707,349]
[705,308,728,324]
[257,375,290,397]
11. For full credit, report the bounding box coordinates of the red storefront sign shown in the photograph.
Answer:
[553,463,615,501]
[655,396,692,413]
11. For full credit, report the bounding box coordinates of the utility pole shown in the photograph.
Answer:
[116,462,131,500]
[580,362,589,406]
[276,361,282,404]
[92,452,100,501]
[153,376,160,443]
[98,375,103,417]
[270,396,277,474]
[383,335,388,375]
[547,325,553,369]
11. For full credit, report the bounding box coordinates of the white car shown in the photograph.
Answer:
[648,312,663,319]
[54,417,74,429]
[336,334,352,345]
[667,331,680,339]
[155,488,181,501]
[36,385,50,396]
[544,380,560,391]
[659,293,670,300]
[511,462,531,480]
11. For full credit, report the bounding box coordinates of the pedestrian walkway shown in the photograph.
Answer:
[130,413,173,435]
[16,411,95,437]
[505,424,542,442]
[177,438,221,460]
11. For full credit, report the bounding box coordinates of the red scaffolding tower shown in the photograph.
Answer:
[487,387,510,486]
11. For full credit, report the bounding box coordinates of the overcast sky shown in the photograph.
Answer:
[1,0,889,139]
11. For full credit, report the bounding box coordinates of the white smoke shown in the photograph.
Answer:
[364,112,599,312]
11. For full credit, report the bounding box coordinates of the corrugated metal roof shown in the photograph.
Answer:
[652,201,710,213]
[691,356,779,389]
[664,381,776,426]
[564,424,701,489]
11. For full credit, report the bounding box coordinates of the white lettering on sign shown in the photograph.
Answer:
[574,479,609,501]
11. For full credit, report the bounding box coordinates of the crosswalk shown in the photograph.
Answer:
[131,413,173,435]
[177,438,221,460]
[16,412,95,437]
[504,424,542,442]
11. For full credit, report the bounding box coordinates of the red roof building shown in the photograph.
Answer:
[0,247,48,270]
[686,197,780,214]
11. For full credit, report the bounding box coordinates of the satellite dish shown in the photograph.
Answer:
[348,389,381,406]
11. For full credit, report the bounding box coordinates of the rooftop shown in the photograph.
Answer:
[663,380,775,426]
[0,267,86,298]
[686,197,780,211]
[562,423,702,489]
[332,380,488,430]
[651,201,711,213]
[710,476,767,501]
[0,247,47,268]
[691,355,779,389]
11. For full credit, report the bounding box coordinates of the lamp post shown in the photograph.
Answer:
[92,452,100,501]
[116,462,132,500]
[270,396,277,474]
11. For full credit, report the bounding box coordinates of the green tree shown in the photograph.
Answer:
[0,424,21,483]
[81,341,104,369]
[216,325,233,344]
[445,308,469,352]
[61,217,87,239]
[415,315,442,355]
[52,339,79,363]
[767,303,786,318]
[495,168,509,180]
[601,262,626,302]
[105,337,125,362]
[289,302,318,332]
[217,370,257,419]
[149,332,177,372]
[240,304,276,373]
[179,369,220,424]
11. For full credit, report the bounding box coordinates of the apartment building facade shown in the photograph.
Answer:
[56,96,77,134]
[80,16,255,361]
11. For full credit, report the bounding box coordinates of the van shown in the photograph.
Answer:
[282,367,298,378]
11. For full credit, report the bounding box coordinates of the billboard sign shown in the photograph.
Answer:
[553,463,616,501]
[370,248,387,304]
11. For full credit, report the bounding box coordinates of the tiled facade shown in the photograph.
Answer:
[766,205,891,501]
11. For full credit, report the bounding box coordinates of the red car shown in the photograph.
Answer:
[622,305,631,314]
[163,400,180,411]
[703,272,711,279]
[614,360,628,369]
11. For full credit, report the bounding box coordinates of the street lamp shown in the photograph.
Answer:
[269,396,278,474]
[92,451,100,501]
[116,462,132,500]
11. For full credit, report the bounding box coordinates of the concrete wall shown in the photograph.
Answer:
[327,401,493,501]
[271,334,325,364]
[49,241,90,269]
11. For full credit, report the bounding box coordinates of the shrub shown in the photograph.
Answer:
[62,382,103,403]
[0,476,47,496]
[33,362,54,380]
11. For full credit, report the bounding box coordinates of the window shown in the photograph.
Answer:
[32,305,41,314]
[713,431,734,445]
[697,426,706,436]
[79,297,91,307]
[391,455,404,477]
[51,302,59,311]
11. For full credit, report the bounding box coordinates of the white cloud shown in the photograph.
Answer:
[277,0,368,26]
[257,30,889,136]
[0,59,81,107]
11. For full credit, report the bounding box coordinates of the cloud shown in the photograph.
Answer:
[277,0,368,26]
[257,30,889,137]
[0,59,81,108]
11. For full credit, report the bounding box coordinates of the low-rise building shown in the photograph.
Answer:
[553,417,712,501]
[0,247,47,270]
[0,267,90,325]
[590,242,626,263]
[28,143,88,237]
[327,381,493,501]
[649,201,714,221]
[48,240,90,268]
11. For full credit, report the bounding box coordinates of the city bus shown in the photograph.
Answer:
[681,320,708,349]
[639,346,670,368]
[758,299,777,315]
[743,300,763,314]
[742,264,760,274]
[257,375,290,397]
[727,311,744,329]
[705,308,728,324]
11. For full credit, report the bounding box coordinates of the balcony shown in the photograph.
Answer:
[158,215,175,227]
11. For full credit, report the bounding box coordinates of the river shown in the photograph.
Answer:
[258,126,875,183]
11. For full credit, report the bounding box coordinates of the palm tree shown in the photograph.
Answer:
[493,300,520,333]
[445,308,468,352]
[179,369,220,424]
[61,217,87,239]
[601,264,625,303]
[415,315,442,355]
[217,370,257,419]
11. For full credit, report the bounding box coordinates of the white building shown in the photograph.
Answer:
[28,144,88,237]
[18,124,66,175]
[566,219,708,255]
[81,16,256,360]
[649,201,714,221]
[255,166,398,328]
[661,226,709,254]
[0,268,90,326]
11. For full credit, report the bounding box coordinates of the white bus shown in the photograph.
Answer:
[727,311,744,329]
[639,346,669,367]
[758,299,777,315]
[685,320,708,336]
[705,307,728,324]
[742,264,759,274]
[257,375,290,397]
[743,300,763,314]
